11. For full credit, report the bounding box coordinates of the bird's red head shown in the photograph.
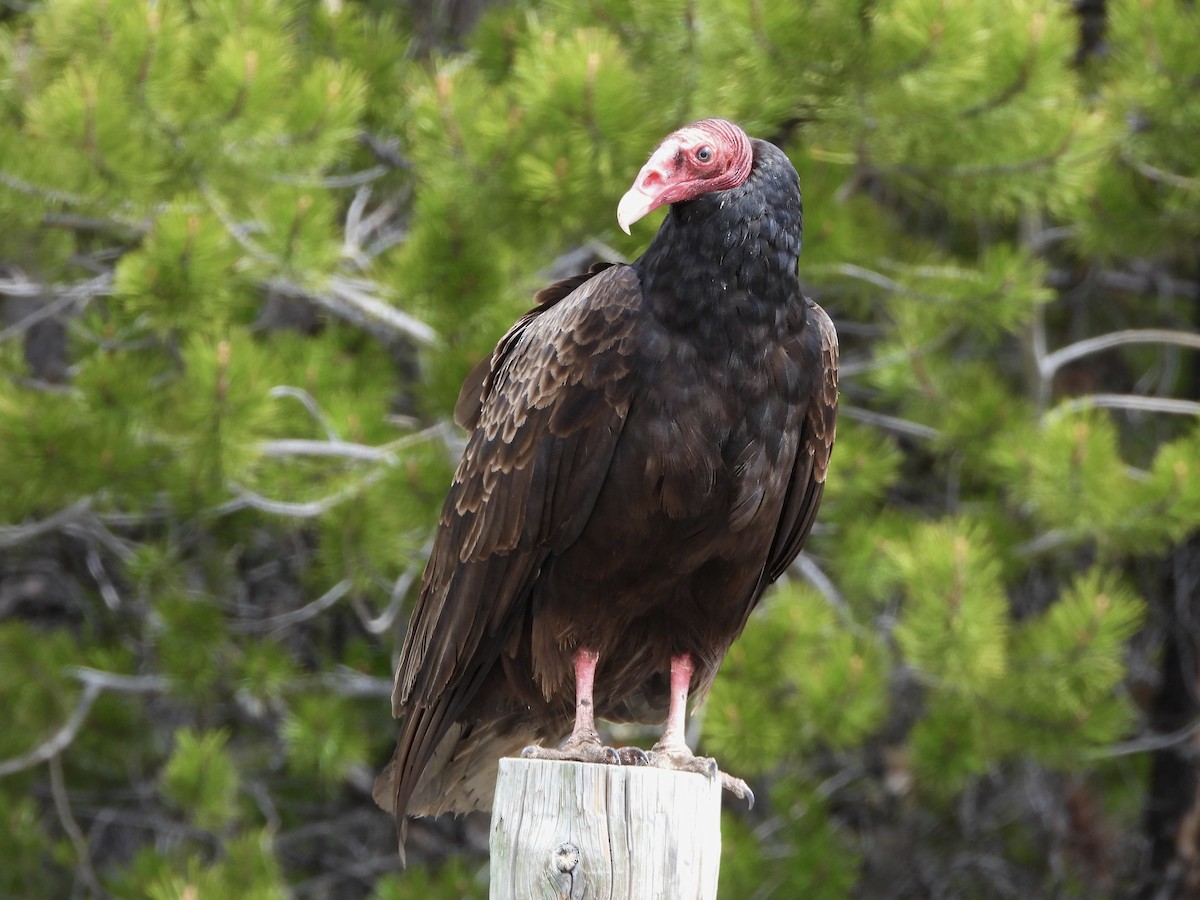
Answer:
[617,118,754,234]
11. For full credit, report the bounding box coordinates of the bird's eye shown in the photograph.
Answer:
[695,146,713,163]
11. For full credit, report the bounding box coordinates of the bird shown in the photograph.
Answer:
[374,117,838,859]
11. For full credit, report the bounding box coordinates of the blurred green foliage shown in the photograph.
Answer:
[0,0,1197,896]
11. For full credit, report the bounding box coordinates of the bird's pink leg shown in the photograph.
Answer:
[656,652,694,750]
[569,646,601,742]
[521,647,616,764]
[648,652,755,807]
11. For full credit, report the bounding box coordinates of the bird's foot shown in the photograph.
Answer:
[522,732,616,765]
[646,743,755,808]
[521,734,650,767]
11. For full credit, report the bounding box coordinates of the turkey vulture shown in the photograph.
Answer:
[375,118,838,858]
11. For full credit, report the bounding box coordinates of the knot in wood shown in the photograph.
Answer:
[553,842,581,873]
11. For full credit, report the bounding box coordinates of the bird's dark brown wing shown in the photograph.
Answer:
[763,298,839,584]
[382,263,642,822]
[453,262,615,429]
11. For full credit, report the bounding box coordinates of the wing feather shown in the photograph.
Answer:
[764,298,839,583]
[382,264,642,820]
[453,262,615,430]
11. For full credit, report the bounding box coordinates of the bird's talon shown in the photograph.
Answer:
[617,746,650,766]
[720,773,755,808]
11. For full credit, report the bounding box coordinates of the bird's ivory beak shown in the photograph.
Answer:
[616,183,661,235]
[617,158,674,234]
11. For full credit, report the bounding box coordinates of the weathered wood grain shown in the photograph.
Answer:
[489,757,722,899]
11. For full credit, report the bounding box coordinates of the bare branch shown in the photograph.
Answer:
[344,187,408,265]
[259,273,437,345]
[1015,529,1074,559]
[1045,266,1200,301]
[809,262,905,294]
[257,439,399,462]
[48,754,106,899]
[1086,719,1200,759]
[0,170,100,209]
[0,499,94,549]
[1040,329,1200,380]
[71,669,170,693]
[0,271,112,301]
[1122,154,1200,191]
[62,516,137,562]
[84,545,122,611]
[198,178,435,345]
[0,683,102,776]
[841,405,942,440]
[230,579,353,634]
[1047,394,1200,420]
[331,274,436,344]
[355,557,424,635]
[790,552,848,614]
[269,386,343,441]
[0,292,79,343]
[257,425,446,462]
[309,668,394,698]
[219,467,390,518]
[268,164,391,189]
[1024,225,1075,253]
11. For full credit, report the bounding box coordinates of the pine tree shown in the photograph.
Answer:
[1,0,1197,896]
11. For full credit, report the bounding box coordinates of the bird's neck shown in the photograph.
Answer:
[633,138,804,339]
[633,194,803,339]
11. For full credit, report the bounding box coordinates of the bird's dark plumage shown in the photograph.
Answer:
[375,120,838,858]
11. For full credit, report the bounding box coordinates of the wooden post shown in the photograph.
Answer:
[489,757,722,899]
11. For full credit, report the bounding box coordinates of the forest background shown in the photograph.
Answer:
[0,0,1198,897]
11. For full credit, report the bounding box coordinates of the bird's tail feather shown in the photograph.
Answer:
[374,715,559,862]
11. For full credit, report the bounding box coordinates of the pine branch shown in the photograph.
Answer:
[959,51,1032,119]
[885,124,1080,179]
[199,179,436,345]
